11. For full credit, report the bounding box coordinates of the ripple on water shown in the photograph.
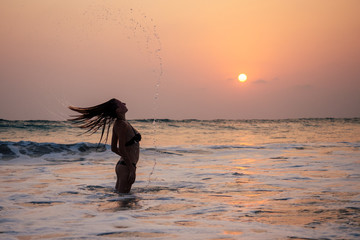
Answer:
[19,201,64,207]
[97,231,176,238]
[98,196,142,212]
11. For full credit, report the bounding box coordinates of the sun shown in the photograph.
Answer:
[238,73,247,82]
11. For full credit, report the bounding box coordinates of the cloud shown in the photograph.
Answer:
[252,79,268,84]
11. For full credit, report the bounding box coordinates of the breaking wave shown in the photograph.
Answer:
[0,141,107,161]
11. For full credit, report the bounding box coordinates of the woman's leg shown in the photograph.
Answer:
[115,161,133,193]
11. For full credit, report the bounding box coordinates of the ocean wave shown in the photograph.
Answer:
[0,141,107,161]
[0,119,70,130]
[3,118,358,125]
[1,139,358,162]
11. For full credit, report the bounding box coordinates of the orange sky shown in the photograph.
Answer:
[1,0,359,120]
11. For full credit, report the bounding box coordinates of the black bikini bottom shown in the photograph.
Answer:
[116,160,136,168]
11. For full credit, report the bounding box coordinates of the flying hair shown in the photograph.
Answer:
[68,98,118,146]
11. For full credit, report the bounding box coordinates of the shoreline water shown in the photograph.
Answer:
[1,118,359,239]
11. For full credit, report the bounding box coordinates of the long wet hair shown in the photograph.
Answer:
[68,98,119,145]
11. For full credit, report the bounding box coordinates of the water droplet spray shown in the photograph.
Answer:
[148,23,163,185]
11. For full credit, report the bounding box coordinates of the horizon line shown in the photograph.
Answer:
[1,117,359,122]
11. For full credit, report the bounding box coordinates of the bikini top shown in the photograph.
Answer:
[125,125,141,146]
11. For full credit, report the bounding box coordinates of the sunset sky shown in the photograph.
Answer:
[1,0,359,120]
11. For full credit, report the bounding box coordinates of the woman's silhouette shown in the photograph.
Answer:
[69,98,141,193]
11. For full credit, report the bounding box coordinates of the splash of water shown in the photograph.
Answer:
[148,21,163,184]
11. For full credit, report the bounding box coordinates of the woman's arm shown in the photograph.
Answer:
[111,122,129,156]
[111,126,120,155]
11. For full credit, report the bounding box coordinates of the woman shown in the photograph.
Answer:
[68,98,141,193]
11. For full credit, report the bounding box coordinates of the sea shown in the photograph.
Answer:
[0,118,359,240]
